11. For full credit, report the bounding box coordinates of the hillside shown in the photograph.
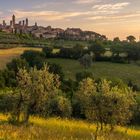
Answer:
[0,31,49,47]
[0,47,140,88]
[0,114,140,140]
[47,58,140,89]
[0,31,89,48]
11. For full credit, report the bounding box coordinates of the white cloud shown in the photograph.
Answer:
[87,11,140,21]
[12,10,91,21]
[9,2,133,24]
[75,0,100,4]
[93,2,130,10]
[33,1,62,9]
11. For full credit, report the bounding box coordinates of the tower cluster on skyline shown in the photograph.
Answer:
[0,15,37,34]
[0,15,105,41]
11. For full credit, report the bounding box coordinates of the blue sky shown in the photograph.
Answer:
[0,0,140,40]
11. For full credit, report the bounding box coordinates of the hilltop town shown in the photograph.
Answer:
[0,15,106,41]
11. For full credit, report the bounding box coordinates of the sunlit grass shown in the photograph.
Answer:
[0,47,42,69]
[0,114,140,140]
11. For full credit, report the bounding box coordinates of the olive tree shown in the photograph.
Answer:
[11,65,60,123]
[76,78,136,139]
[79,54,93,69]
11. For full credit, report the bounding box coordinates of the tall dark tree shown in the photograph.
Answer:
[89,40,105,60]
[113,37,120,42]
[127,35,136,43]
[79,54,93,69]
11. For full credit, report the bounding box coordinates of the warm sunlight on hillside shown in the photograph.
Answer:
[0,47,41,69]
[0,114,140,140]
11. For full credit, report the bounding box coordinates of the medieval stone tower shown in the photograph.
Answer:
[12,15,15,26]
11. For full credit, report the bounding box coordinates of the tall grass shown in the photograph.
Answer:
[0,114,140,140]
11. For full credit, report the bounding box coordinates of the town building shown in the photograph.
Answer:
[0,15,107,41]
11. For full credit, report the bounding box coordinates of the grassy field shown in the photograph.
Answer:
[0,114,140,140]
[0,47,42,69]
[47,58,140,87]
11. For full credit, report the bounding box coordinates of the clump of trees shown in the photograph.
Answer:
[89,40,106,60]
[21,50,45,69]
[58,45,86,59]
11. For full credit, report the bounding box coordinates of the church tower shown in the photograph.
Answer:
[10,20,13,27]
[22,20,25,26]
[3,20,6,26]
[35,22,38,27]
[26,18,28,27]
[12,15,15,26]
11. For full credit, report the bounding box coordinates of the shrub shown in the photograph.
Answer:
[48,63,64,81]
[42,47,53,58]
[48,96,72,118]
[21,50,45,69]
[76,71,93,82]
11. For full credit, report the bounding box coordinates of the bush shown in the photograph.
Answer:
[76,71,93,82]
[131,94,140,125]
[51,96,72,118]
[21,50,45,69]
[48,63,64,81]
[111,56,127,64]
[42,47,53,58]
[61,79,78,100]
[2,69,17,87]
[59,46,86,59]
[0,89,16,112]
[6,58,29,73]
[0,71,5,88]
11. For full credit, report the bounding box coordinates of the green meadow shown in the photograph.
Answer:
[47,58,140,87]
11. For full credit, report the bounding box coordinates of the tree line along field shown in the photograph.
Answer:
[0,113,140,140]
[47,58,140,89]
[0,47,140,88]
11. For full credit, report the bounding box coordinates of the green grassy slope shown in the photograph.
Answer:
[47,58,140,87]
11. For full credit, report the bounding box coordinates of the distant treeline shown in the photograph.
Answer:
[43,40,140,63]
